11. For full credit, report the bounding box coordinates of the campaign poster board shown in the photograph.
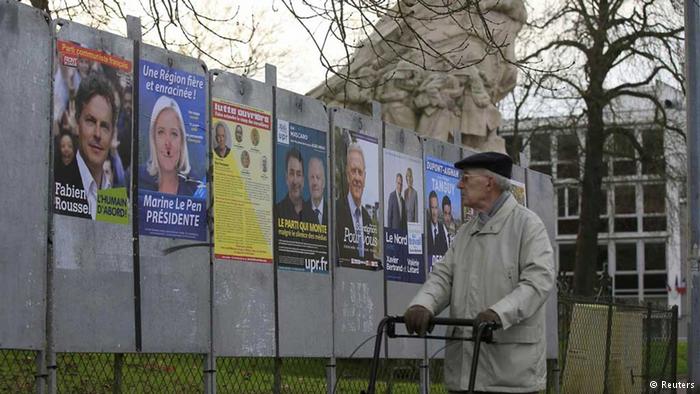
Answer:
[275,120,329,274]
[424,156,462,272]
[137,60,207,240]
[212,100,273,263]
[334,127,381,270]
[52,40,132,224]
[383,149,424,283]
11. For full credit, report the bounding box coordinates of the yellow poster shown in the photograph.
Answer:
[212,99,272,263]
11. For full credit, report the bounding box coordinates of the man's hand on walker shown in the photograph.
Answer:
[404,305,434,336]
[474,309,501,330]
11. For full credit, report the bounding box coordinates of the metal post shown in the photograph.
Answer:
[35,350,46,394]
[645,303,653,394]
[602,301,614,394]
[204,354,215,394]
[685,0,700,385]
[420,341,429,394]
[113,353,123,394]
[671,305,679,384]
[326,356,336,394]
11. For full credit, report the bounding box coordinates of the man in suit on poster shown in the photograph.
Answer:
[306,156,327,225]
[427,190,449,259]
[55,74,118,220]
[336,142,375,263]
[277,148,315,222]
[387,172,407,230]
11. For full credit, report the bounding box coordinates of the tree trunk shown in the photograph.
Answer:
[574,97,606,296]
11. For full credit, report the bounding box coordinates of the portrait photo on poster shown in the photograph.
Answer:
[212,99,273,263]
[52,40,132,224]
[425,156,462,272]
[137,60,207,241]
[334,127,381,270]
[274,120,329,274]
[383,149,425,284]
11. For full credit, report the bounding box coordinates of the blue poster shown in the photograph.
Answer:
[274,120,329,274]
[424,156,462,272]
[137,60,207,240]
[383,149,424,283]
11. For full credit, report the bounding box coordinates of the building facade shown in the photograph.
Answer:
[499,82,688,319]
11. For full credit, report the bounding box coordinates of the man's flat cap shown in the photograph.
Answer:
[454,152,513,179]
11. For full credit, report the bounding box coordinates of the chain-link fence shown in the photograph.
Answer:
[56,352,205,393]
[559,296,678,394]
[0,349,36,394]
[1,298,679,394]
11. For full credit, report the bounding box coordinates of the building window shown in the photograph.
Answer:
[529,133,552,176]
[610,132,637,176]
[644,242,666,271]
[614,185,638,232]
[642,129,665,175]
[615,242,637,272]
[556,134,579,179]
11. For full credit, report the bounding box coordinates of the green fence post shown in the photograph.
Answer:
[645,302,653,394]
[671,305,679,383]
[602,300,614,394]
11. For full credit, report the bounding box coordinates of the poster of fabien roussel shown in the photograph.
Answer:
[212,100,273,263]
[334,128,381,270]
[383,149,425,283]
[52,40,132,224]
[424,156,462,272]
[137,60,207,241]
[275,121,329,274]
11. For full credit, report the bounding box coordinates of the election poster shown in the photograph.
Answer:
[334,127,381,270]
[212,100,273,263]
[383,149,425,283]
[137,60,207,240]
[52,40,132,224]
[274,120,329,273]
[510,179,527,206]
[425,156,461,272]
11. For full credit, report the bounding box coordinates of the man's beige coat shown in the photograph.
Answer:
[410,194,555,392]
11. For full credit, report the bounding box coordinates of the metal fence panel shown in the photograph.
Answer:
[138,44,210,353]
[331,108,385,358]
[211,71,275,357]
[52,20,135,353]
[526,168,559,360]
[275,88,332,357]
[0,0,49,350]
[383,123,424,359]
[0,349,37,393]
[423,138,461,360]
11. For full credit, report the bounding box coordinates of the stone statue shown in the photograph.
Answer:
[376,61,423,130]
[414,73,461,142]
[308,0,528,153]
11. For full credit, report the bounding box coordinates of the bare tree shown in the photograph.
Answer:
[32,0,288,77]
[518,0,684,296]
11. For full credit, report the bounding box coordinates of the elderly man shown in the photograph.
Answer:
[213,122,231,158]
[336,142,375,262]
[404,152,555,394]
[54,73,118,220]
[306,156,327,225]
[276,148,314,222]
